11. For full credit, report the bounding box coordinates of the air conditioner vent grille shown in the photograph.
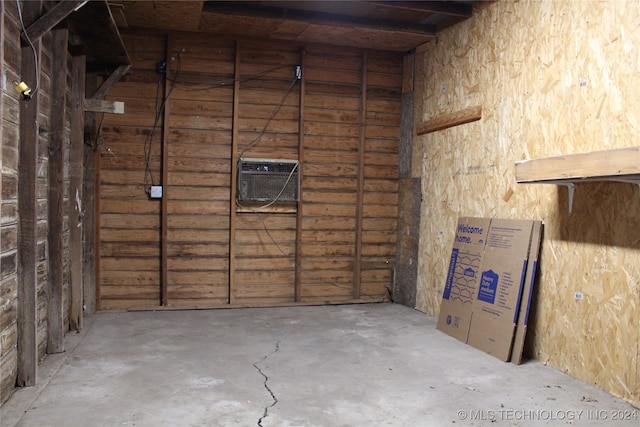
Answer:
[237,158,299,204]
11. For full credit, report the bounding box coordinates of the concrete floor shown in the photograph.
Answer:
[1,303,637,427]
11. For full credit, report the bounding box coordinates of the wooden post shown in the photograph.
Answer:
[294,49,306,302]
[94,131,102,310]
[353,52,367,300]
[83,75,99,313]
[47,28,69,353]
[229,40,241,305]
[160,36,171,306]
[0,2,3,252]
[69,53,86,330]
[17,0,42,386]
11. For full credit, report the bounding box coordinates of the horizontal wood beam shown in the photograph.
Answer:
[23,1,85,42]
[84,98,124,114]
[203,1,437,36]
[376,1,473,18]
[416,105,482,135]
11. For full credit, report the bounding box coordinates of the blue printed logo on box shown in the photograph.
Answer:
[478,269,499,304]
[442,248,458,300]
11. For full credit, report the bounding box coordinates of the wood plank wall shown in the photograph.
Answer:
[100,30,401,309]
[234,40,300,305]
[0,0,20,403]
[1,2,72,402]
[99,32,164,308]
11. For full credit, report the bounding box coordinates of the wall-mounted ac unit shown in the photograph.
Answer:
[237,158,299,204]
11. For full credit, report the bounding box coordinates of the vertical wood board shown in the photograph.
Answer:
[46,28,68,354]
[69,53,85,330]
[16,0,42,386]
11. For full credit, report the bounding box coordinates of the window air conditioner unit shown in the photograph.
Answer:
[237,158,299,204]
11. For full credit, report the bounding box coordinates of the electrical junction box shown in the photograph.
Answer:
[150,186,163,199]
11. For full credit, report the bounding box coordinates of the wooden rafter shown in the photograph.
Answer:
[22,0,85,42]
[377,1,473,18]
[203,1,438,36]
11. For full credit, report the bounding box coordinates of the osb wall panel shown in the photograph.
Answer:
[101,31,401,308]
[415,0,639,406]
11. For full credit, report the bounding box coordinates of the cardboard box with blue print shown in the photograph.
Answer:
[436,217,491,343]
[467,218,538,362]
[437,217,542,363]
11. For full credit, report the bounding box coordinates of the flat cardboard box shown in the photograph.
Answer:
[509,220,543,364]
[467,219,537,361]
[436,217,491,342]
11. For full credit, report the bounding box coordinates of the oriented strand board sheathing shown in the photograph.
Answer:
[415,0,640,406]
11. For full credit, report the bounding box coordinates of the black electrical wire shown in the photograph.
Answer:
[15,0,40,98]
[171,64,294,91]
[143,52,182,191]
[238,77,299,159]
[143,76,164,189]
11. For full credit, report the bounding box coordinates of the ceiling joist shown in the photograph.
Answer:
[376,1,473,18]
[202,1,438,36]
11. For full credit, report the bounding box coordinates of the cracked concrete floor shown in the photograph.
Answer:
[2,303,638,427]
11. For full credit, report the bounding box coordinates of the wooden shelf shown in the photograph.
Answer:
[515,146,640,183]
[515,146,640,213]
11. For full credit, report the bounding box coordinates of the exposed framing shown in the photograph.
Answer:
[83,75,101,312]
[353,52,367,299]
[17,0,42,387]
[69,52,86,330]
[160,36,172,306]
[294,48,306,302]
[46,28,69,354]
[22,0,84,42]
[229,40,241,305]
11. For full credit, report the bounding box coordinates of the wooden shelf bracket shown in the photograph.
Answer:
[515,146,640,215]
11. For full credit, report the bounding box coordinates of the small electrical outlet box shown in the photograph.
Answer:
[150,186,163,199]
[157,60,167,74]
